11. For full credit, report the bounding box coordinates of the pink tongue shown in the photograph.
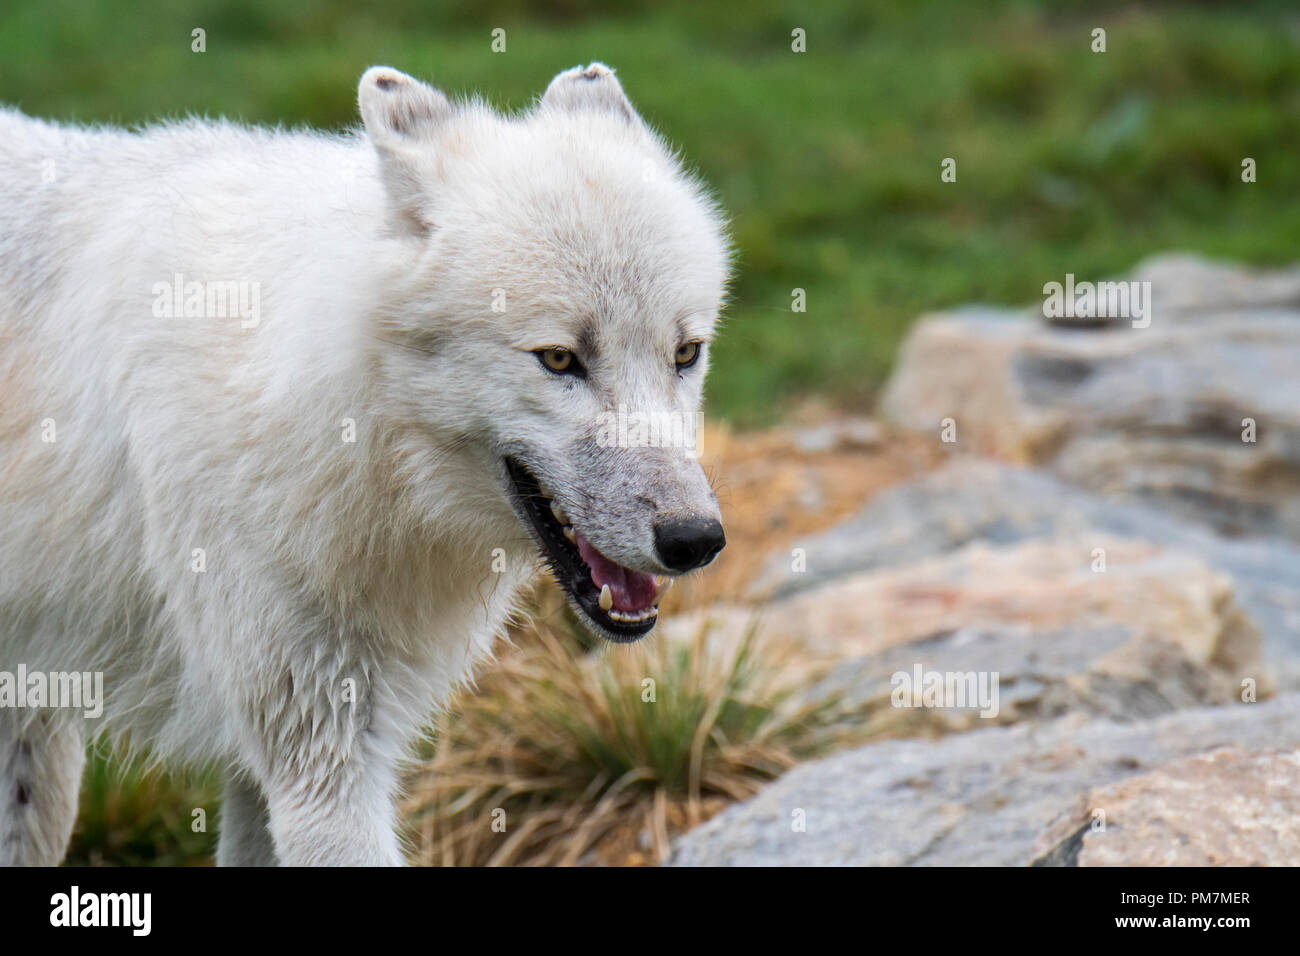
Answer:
[575,532,658,613]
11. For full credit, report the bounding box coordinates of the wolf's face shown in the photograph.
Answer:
[360,64,730,642]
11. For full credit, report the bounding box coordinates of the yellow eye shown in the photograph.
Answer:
[538,348,575,374]
[675,341,701,369]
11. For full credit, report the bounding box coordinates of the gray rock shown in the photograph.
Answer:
[790,417,883,453]
[1133,253,1300,315]
[669,693,1300,866]
[1030,746,1300,866]
[750,460,1300,689]
[878,254,1300,539]
[804,622,1234,734]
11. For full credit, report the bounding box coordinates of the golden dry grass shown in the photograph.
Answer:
[401,614,860,866]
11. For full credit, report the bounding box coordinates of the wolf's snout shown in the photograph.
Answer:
[653,516,725,572]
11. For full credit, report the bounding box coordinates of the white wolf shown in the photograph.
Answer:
[0,63,729,866]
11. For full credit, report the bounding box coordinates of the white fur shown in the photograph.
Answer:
[0,64,729,865]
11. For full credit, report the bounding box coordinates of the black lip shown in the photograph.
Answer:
[504,457,657,643]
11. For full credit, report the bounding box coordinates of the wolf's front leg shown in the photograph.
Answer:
[242,687,406,867]
[263,767,403,867]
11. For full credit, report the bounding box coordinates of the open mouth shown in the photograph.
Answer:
[505,457,665,643]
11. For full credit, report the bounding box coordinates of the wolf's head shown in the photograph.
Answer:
[358,64,730,643]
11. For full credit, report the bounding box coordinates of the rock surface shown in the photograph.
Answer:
[878,254,1300,539]
[666,256,1300,867]
[671,529,1261,727]
[669,694,1300,866]
[745,460,1300,691]
[1030,747,1300,866]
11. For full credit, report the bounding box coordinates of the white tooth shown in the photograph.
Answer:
[615,606,655,623]
[563,527,576,544]
[598,584,613,612]
[657,576,674,597]
[550,500,568,525]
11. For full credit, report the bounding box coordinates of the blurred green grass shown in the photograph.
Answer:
[65,742,217,866]
[5,0,1297,863]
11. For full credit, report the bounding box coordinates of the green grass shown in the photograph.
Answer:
[6,0,1298,862]
[3,0,1297,426]
[64,742,218,866]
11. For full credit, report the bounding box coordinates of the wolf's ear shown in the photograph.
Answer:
[358,67,451,235]
[539,63,642,126]
[359,66,451,146]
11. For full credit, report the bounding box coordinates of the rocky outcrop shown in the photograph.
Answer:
[1030,747,1300,866]
[670,529,1261,729]
[741,460,1300,692]
[669,695,1300,867]
[877,255,1300,540]
[666,256,1300,867]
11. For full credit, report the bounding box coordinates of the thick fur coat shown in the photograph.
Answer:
[0,64,729,865]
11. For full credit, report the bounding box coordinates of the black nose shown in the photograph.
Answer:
[653,517,726,573]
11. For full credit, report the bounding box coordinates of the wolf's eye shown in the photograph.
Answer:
[537,347,585,377]
[675,341,702,370]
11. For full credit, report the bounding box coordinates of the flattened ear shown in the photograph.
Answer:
[358,66,452,235]
[539,62,642,125]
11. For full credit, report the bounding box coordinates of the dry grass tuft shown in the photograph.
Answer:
[401,613,857,866]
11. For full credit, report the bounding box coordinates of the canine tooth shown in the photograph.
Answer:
[656,576,674,597]
[550,500,568,525]
[598,584,613,611]
[563,526,576,544]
